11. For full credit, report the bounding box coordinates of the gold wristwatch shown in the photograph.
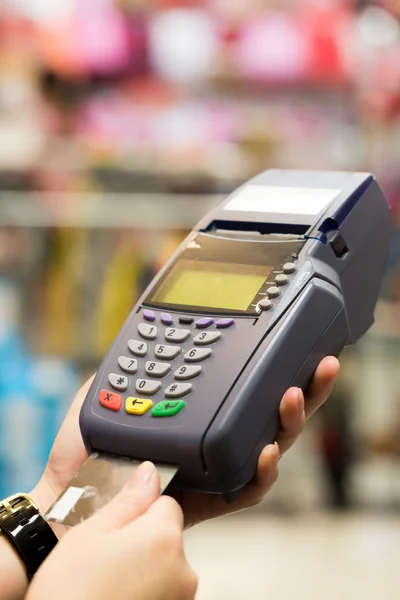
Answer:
[0,493,58,580]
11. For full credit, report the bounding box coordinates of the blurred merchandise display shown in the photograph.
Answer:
[0,279,78,497]
[0,223,186,362]
[0,0,400,190]
[0,221,186,495]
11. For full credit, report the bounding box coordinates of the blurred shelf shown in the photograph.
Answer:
[209,75,355,99]
[0,192,222,229]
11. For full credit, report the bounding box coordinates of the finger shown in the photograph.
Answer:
[174,444,280,527]
[214,443,280,515]
[276,387,306,455]
[61,375,96,429]
[276,358,339,454]
[304,357,340,418]
[252,443,280,495]
[140,495,184,532]
[90,462,160,531]
[45,376,95,491]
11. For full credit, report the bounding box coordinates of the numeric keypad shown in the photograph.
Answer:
[104,315,228,416]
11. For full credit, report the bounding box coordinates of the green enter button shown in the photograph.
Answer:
[152,400,186,417]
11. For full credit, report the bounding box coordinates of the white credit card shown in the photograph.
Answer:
[45,452,178,527]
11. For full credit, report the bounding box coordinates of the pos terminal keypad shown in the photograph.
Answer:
[100,313,234,418]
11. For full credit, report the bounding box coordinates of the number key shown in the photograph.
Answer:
[135,379,162,396]
[184,348,212,363]
[118,356,138,374]
[165,328,191,343]
[194,331,222,346]
[138,323,158,340]
[128,340,148,358]
[174,366,202,381]
[155,345,181,360]
[145,361,171,378]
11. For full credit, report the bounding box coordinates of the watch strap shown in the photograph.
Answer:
[0,494,58,580]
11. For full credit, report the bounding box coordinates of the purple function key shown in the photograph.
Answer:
[195,317,214,329]
[216,318,235,329]
[143,309,156,322]
[161,313,174,326]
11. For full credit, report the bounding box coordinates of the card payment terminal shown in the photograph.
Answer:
[72,171,392,508]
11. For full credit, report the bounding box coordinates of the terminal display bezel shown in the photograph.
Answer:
[145,233,306,316]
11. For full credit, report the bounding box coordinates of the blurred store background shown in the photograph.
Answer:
[1,0,400,598]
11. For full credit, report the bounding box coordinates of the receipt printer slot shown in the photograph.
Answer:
[204,219,310,237]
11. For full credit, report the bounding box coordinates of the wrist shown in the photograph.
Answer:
[30,478,58,517]
[0,531,28,600]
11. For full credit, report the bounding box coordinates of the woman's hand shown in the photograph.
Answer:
[27,462,197,600]
[176,356,340,527]
[32,357,340,531]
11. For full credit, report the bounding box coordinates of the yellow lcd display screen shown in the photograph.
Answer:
[152,260,272,311]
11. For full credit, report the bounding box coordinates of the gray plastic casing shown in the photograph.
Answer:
[80,170,392,495]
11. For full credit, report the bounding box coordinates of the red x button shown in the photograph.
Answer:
[99,390,122,412]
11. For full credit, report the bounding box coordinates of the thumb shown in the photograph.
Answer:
[90,461,160,531]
